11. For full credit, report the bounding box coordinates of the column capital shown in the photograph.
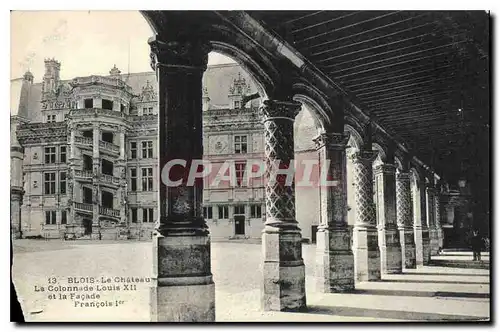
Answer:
[396,170,411,181]
[148,36,210,71]
[350,149,378,164]
[373,163,396,175]
[258,99,302,122]
[313,132,350,151]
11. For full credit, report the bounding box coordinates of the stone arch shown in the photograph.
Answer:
[344,124,364,151]
[292,81,334,132]
[141,11,281,100]
[372,142,386,167]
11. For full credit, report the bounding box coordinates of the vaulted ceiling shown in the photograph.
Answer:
[247,11,490,182]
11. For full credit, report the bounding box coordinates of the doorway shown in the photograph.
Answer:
[234,215,245,236]
[83,218,92,235]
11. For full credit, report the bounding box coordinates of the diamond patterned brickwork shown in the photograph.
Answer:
[260,100,301,222]
[350,150,378,227]
[396,171,413,228]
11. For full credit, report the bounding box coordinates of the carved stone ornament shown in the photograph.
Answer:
[313,132,350,150]
[258,99,301,122]
[149,38,210,70]
[33,153,38,160]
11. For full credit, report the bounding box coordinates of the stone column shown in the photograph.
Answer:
[149,36,215,322]
[426,185,439,255]
[314,132,354,292]
[119,130,126,160]
[414,179,431,265]
[435,194,443,250]
[396,170,416,268]
[70,126,76,160]
[260,99,306,311]
[373,164,402,274]
[350,150,381,281]
[92,123,100,238]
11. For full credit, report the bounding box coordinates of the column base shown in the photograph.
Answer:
[91,226,101,240]
[414,226,424,266]
[437,227,444,249]
[429,228,440,255]
[151,232,215,322]
[379,228,402,274]
[315,227,355,292]
[11,230,22,240]
[150,282,215,322]
[399,228,416,269]
[262,228,306,311]
[352,226,381,281]
[422,229,431,265]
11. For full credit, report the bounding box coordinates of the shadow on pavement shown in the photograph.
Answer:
[306,305,489,321]
[378,279,489,285]
[403,272,489,277]
[429,260,490,270]
[350,288,489,299]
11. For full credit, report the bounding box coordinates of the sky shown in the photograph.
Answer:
[10,10,235,81]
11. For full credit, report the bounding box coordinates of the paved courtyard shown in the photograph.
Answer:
[12,240,490,322]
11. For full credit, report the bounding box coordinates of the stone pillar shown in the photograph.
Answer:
[70,126,76,160]
[260,99,306,311]
[119,130,126,160]
[414,179,431,265]
[373,164,402,274]
[313,132,354,292]
[426,185,439,255]
[350,150,381,281]
[149,36,215,322]
[435,194,443,250]
[92,123,101,238]
[396,170,416,268]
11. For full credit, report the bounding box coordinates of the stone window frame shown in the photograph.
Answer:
[234,205,245,215]
[141,140,154,159]
[141,167,153,191]
[250,204,262,218]
[218,205,229,219]
[203,206,213,219]
[130,207,138,223]
[44,146,56,164]
[46,114,56,123]
[234,135,248,154]
[235,162,246,187]
[59,171,66,194]
[45,210,57,225]
[142,207,154,223]
[44,172,56,195]
[61,210,67,224]
[130,168,137,192]
[59,145,66,163]
[130,141,137,159]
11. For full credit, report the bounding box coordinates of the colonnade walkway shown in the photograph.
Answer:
[12,240,490,322]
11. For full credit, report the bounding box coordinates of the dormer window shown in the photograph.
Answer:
[234,101,241,109]
[46,115,56,123]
